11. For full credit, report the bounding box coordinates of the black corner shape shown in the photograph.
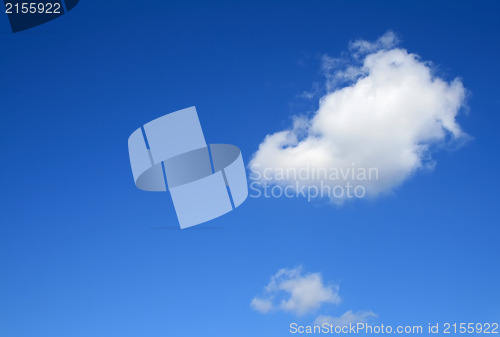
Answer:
[4,0,79,33]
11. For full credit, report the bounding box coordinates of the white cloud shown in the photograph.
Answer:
[252,267,377,326]
[251,266,340,316]
[249,31,468,202]
[314,310,377,326]
[349,31,399,56]
[250,297,273,314]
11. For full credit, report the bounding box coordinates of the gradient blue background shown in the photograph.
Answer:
[1,1,499,336]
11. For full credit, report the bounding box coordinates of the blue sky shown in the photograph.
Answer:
[1,1,499,336]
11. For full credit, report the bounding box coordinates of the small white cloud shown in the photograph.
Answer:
[251,266,340,316]
[349,31,399,55]
[250,297,273,313]
[249,31,468,203]
[314,310,377,326]
[252,267,377,325]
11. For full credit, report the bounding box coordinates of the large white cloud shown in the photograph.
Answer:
[249,32,468,201]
